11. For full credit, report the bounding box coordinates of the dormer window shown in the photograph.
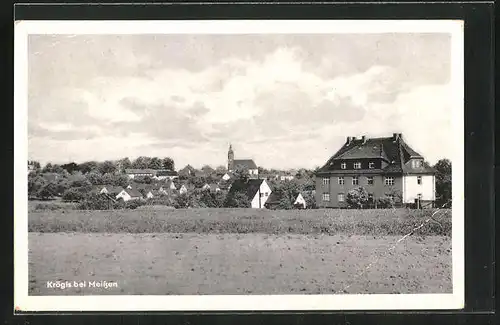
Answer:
[340,162,346,169]
[353,162,361,169]
[369,162,375,169]
[411,159,423,168]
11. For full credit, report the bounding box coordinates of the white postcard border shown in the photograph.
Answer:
[14,19,465,312]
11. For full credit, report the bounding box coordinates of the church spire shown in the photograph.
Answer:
[228,144,234,171]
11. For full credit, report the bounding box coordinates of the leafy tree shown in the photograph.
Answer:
[201,165,215,175]
[41,163,52,173]
[62,188,85,202]
[434,158,452,207]
[224,190,250,208]
[132,156,151,169]
[117,157,132,172]
[99,160,117,175]
[111,174,129,188]
[28,174,46,198]
[61,162,79,174]
[232,166,250,182]
[173,193,191,209]
[346,187,369,209]
[189,176,206,188]
[149,157,163,170]
[69,177,92,193]
[86,171,103,185]
[78,193,114,210]
[37,182,58,200]
[78,161,99,174]
[198,190,226,208]
[162,157,175,171]
[215,165,227,174]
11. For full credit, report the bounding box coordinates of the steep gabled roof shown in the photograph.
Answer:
[123,188,143,197]
[233,159,258,170]
[318,134,433,175]
[228,179,265,198]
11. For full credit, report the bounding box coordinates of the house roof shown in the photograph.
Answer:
[209,184,220,191]
[125,169,156,175]
[265,192,281,205]
[103,185,124,194]
[123,188,143,197]
[228,179,265,198]
[233,159,258,170]
[317,134,434,175]
[156,170,178,176]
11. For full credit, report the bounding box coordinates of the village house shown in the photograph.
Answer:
[228,178,272,209]
[116,187,143,201]
[315,133,436,208]
[166,179,177,190]
[178,183,195,195]
[201,183,221,192]
[227,145,259,178]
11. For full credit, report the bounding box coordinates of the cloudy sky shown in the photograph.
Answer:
[28,33,454,169]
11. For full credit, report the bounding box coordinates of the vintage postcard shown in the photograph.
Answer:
[14,20,464,311]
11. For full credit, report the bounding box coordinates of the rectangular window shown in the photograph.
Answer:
[354,162,361,169]
[369,162,375,169]
[322,177,330,185]
[367,176,374,185]
[338,177,344,185]
[384,176,395,186]
[338,193,345,202]
[417,176,422,185]
[352,176,359,185]
[322,193,330,201]
[340,162,346,169]
[386,194,395,200]
[260,193,264,198]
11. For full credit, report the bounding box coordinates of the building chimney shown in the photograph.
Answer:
[392,133,400,141]
[346,136,353,145]
[361,135,366,144]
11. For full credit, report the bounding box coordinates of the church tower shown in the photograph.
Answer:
[228,144,234,171]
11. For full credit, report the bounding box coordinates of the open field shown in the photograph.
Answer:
[29,232,452,295]
[29,208,451,236]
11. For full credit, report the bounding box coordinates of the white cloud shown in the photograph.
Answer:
[27,34,454,168]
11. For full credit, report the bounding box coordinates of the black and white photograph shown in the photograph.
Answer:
[14,20,464,311]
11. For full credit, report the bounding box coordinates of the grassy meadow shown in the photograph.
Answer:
[28,208,453,295]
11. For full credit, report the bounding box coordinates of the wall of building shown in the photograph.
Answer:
[402,175,435,203]
[294,194,307,208]
[315,174,403,208]
[250,180,272,208]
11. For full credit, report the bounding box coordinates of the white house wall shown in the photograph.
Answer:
[116,190,132,202]
[403,175,435,203]
[294,194,307,208]
[250,180,272,208]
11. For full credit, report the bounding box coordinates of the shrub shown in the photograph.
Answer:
[62,188,85,202]
[77,193,115,210]
[224,191,250,208]
[125,199,146,210]
[346,187,369,209]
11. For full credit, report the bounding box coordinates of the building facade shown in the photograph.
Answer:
[315,133,436,208]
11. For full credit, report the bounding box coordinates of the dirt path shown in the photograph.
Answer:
[28,233,452,295]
